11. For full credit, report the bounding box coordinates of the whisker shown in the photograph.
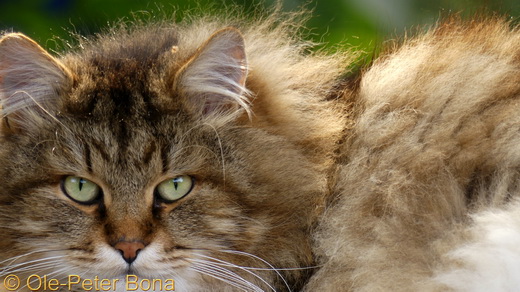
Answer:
[0,257,68,278]
[10,91,75,137]
[175,124,221,162]
[172,144,221,163]
[190,265,253,292]
[196,260,266,290]
[31,139,55,151]
[0,249,57,266]
[220,250,292,292]
[1,258,67,275]
[1,255,66,271]
[45,266,71,279]
[178,123,207,143]
[195,263,254,289]
[202,122,226,186]
[198,255,322,271]
[193,258,275,292]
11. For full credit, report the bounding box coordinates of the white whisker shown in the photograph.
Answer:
[1,258,66,275]
[3,262,53,275]
[1,255,66,272]
[0,256,68,278]
[15,91,61,124]
[197,260,266,290]
[220,265,320,272]
[195,263,255,289]
[197,255,321,271]
[221,250,292,292]
[0,249,54,266]
[203,122,226,186]
[190,265,253,292]
[193,258,275,291]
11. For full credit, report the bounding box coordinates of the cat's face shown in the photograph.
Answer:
[0,27,326,291]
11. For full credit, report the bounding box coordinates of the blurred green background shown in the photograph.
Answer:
[0,0,518,54]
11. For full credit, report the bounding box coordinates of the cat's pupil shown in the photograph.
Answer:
[173,177,183,190]
[78,179,86,191]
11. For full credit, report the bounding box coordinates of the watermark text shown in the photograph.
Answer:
[2,274,175,291]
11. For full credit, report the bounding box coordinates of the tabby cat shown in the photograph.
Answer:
[1,10,520,292]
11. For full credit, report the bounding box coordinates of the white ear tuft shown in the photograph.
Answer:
[175,28,250,121]
[0,33,72,132]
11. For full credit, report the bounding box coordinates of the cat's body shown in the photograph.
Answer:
[0,10,519,292]
[309,19,520,291]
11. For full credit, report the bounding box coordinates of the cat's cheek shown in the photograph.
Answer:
[128,242,188,275]
[15,186,94,239]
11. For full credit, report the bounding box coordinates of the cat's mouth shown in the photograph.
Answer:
[107,268,155,283]
[125,266,137,276]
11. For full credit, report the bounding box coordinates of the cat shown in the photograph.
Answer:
[1,8,520,292]
[0,11,346,292]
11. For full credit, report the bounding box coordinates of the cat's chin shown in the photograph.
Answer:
[96,268,200,292]
[78,268,192,292]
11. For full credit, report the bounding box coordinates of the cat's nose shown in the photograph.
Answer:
[114,240,146,264]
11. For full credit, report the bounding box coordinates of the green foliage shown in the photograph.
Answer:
[0,0,518,53]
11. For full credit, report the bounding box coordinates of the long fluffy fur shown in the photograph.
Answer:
[2,9,520,292]
[0,9,350,292]
[435,199,520,291]
[308,18,520,291]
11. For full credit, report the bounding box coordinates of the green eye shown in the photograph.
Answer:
[62,176,102,204]
[155,175,194,202]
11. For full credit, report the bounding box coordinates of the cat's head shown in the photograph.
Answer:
[0,19,344,291]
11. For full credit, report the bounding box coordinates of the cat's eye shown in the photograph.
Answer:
[61,176,102,204]
[155,175,194,203]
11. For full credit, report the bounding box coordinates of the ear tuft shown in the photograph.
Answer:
[174,28,250,121]
[0,33,72,133]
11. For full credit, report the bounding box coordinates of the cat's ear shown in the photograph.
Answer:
[0,33,72,133]
[174,27,250,122]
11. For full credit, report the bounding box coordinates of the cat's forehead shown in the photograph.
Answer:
[62,29,185,120]
[67,60,163,117]
[62,61,183,141]
[56,97,208,191]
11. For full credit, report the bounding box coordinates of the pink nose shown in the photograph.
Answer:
[114,241,145,264]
